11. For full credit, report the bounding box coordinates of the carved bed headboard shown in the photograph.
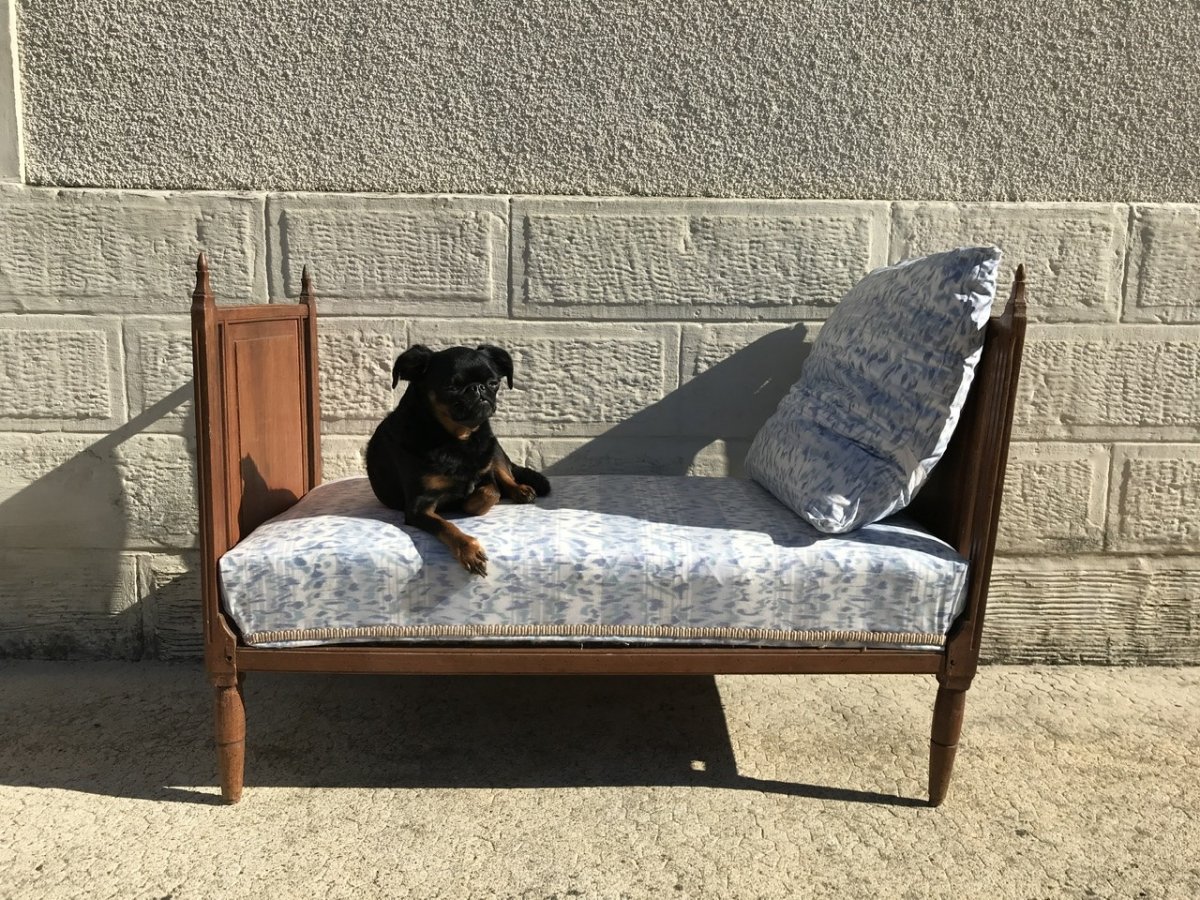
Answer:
[191,254,322,555]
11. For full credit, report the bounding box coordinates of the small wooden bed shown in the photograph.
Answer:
[190,254,1027,805]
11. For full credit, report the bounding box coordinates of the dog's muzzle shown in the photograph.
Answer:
[455,388,496,424]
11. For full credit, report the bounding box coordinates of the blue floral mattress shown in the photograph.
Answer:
[219,476,969,650]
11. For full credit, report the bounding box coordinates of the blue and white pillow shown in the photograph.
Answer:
[744,246,1002,533]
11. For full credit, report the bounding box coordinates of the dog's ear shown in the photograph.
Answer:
[477,344,514,389]
[393,344,434,388]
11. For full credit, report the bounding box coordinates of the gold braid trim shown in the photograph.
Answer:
[244,622,945,646]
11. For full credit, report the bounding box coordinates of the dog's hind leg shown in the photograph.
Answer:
[493,448,550,501]
[463,482,501,517]
[512,464,551,497]
[365,435,409,511]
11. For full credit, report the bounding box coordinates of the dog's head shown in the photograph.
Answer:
[392,343,514,430]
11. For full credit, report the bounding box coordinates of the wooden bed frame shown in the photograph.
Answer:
[191,254,1027,805]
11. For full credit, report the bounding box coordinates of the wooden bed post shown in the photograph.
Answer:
[923,265,1028,805]
[192,253,246,802]
[213,681,246,803]
[928,685,967,805]
[192,252,325,802]
[300,265,323,489]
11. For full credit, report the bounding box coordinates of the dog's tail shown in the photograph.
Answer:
[512,465,551,497]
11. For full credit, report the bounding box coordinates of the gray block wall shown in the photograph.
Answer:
[1,3,1198,662]
[2,186,1197,663]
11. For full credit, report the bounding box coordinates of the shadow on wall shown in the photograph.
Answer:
[543,325,814,477]
[0,325,813,660]
[239,455,299,540]
[0,385,199,660]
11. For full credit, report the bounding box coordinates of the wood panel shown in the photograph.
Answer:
[221,318,308,544]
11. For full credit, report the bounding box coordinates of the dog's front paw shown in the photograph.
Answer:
[454,537,488,576]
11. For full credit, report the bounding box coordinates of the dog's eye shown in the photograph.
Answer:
[488,380,499,390]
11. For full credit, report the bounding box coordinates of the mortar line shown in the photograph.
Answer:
[1118,203,1136,323]
[1100,442,1118,554]
[265,192,285,301]
[116,309,131,428]
[505,195,515,320]
[883,199,895,265]
[256,192,271,302]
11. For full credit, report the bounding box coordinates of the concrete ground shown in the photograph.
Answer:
[0,662,1196,900]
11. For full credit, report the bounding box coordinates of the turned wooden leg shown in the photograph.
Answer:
[214,681,246,804]
[928,685,967,807]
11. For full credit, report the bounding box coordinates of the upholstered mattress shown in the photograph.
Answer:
[218,475,969,649]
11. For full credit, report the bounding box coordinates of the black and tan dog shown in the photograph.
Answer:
[366,343,550,576]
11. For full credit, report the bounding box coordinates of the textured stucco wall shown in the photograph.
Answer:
[15,0,1200,200]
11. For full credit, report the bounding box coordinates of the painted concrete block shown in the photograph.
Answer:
[1,432,201,551]
[679,322,816,441]
[718,441,755,478]
[0,186,266,312]
[114,435,199,550]
[1108,445,1200,553]
[321,435,370,482]
[0,315,125,429]
[268,194,508,315]
[985,557,1200,665]
[318,317,409,433]
[139,554,203,660]
[0,550,140,659]
[1125,205,1200,323]
[124,317,195,434]
[408,320,683,436]
[0,433,127,549]
[995,443,1109,554]
[15,0,1200,210]
[513,198,888,320]
[891,202,1127,322]
[1013,326,1200,441]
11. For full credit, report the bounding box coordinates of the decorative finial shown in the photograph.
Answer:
[1011,263,1027,320]
[192,252,214,311]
